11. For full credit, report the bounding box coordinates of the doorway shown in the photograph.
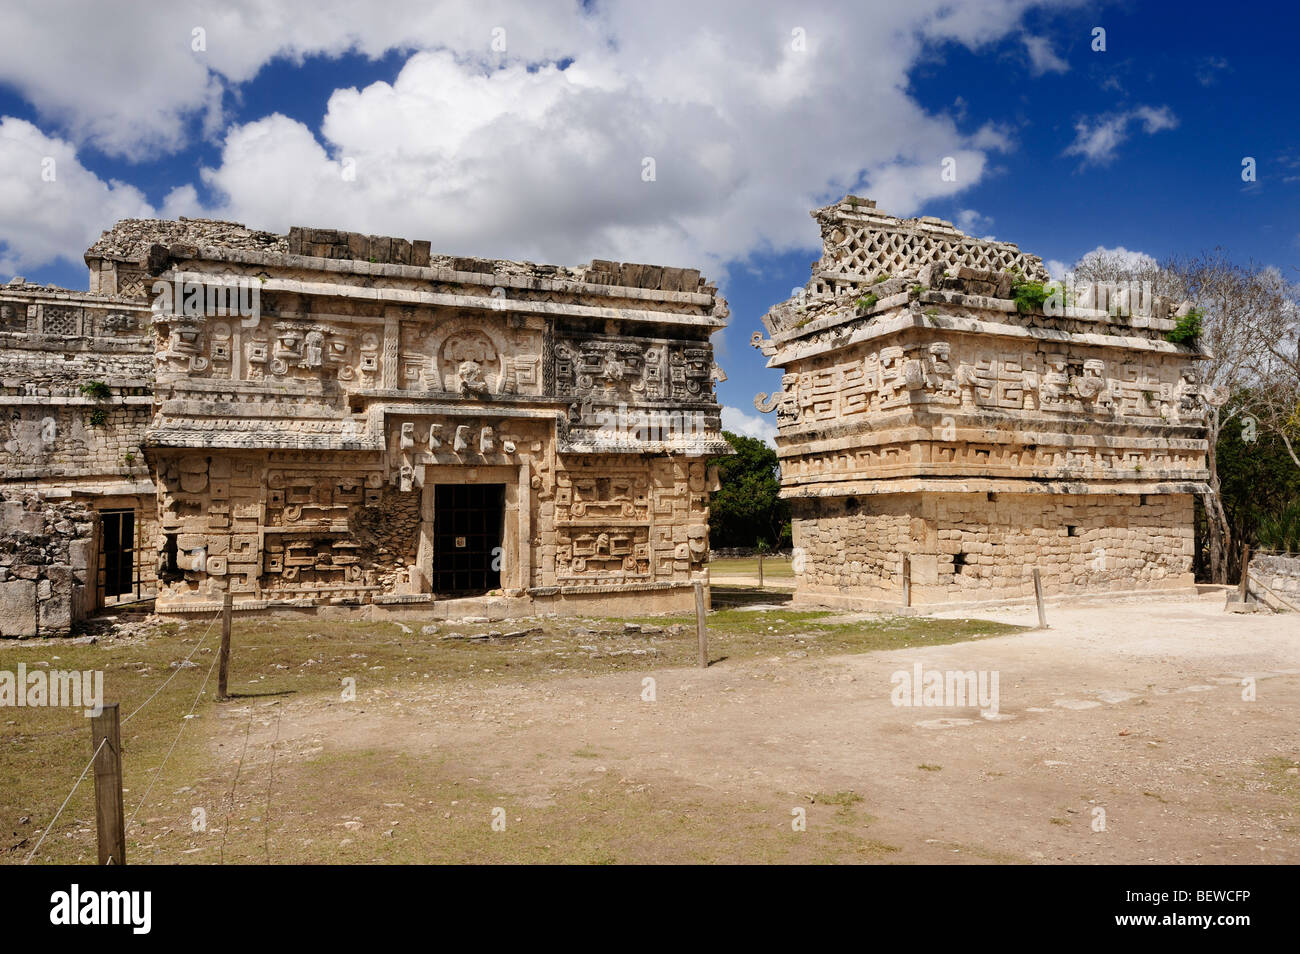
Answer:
[99,509,136,602]
[433,484,505,595]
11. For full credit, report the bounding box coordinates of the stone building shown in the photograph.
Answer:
[752,196,1210,610]
[0,217,730,633]
[0,279,156,635]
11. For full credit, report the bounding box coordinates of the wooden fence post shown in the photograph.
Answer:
[902,555,911,608]
[758,551,765,589]
[91,703,125,865]
[218,589,232,701]
[1239,545,1251,603]
[1032,568,1047,629]
[694,580,708,668]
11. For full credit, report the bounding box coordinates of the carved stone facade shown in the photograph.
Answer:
[0,280,157,631]
[123,219,726,619]
[754,196,1209,609]
[0,218,729,629]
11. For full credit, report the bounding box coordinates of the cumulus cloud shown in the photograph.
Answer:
[1063,105,1177,166]
[722,405,777,446]
[0,1,591,160]
[0,0,1081,276]
[0,118,154,275]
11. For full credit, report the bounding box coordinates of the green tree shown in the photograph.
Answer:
[709,430,790,548]
[1216,403,1300,560]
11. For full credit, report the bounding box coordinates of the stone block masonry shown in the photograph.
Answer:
[2,216,731,628]
[754,196,1209,610]
[82,216,731,619]
[0,492,98,637]
[1246,553,1300,611]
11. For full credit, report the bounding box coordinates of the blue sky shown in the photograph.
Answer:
[0,0,1296,442]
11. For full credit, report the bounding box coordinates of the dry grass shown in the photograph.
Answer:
[2,606,1023,864]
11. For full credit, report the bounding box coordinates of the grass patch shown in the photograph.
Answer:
[2,606,1023,863]
[129,747,906,865]
[709,556,795,580]
[813,790,864,808]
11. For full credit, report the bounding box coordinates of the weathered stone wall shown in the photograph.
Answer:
[793,492,1195,606]
[0,284,157,613]
[758,195,1208,610]
[1247,553,1300,610]
[935,493,1194,598]
[0,286,153,487]
[791,495,915,595]
[0,492,97,637]
[548,455,713,590]
[1,216,728,621]
[103,215,732,617]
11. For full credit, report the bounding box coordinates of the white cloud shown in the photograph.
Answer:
[722,406,777,446]
[0,0,1082,277]
[0,118,154,276]
[1064,105,1177,166]
[954,208,995,238]
[1044,258,1069,279]
[0,1,591,160]
[1132,105,1179,134]
[1022,34,1068,75]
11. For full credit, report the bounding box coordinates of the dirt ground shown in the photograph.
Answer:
[124,588,1298,864]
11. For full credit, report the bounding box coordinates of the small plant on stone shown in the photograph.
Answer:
[855,293,879,313]
[1012,280,1067,314]
[1164,308,1203,345]
[873,274,890,284]
[79,380,111,400]
[87,408,109,427]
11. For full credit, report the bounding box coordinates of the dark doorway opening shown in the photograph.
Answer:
[99,509,136,601]
[433,484,505,596]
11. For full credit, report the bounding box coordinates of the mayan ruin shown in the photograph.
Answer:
[0,219,730,635]
[6,0,1300,892]
[752,196,1211,610]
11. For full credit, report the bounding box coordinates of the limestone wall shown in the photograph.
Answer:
[793,492,1195,607]
[759,196,1208,610]
[119,216,730,616]
[1247,553,1300,610]
[0,492,98,637]
[0,287,153,488]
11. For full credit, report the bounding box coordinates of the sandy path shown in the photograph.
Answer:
[208,592,1300,863]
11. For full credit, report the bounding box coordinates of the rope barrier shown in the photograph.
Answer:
[124,647,221,836]
[23,601,227,863]
[219,710,254,865]
[122,612,220,726]
[23,736,107,865]
[264,705,283,864]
